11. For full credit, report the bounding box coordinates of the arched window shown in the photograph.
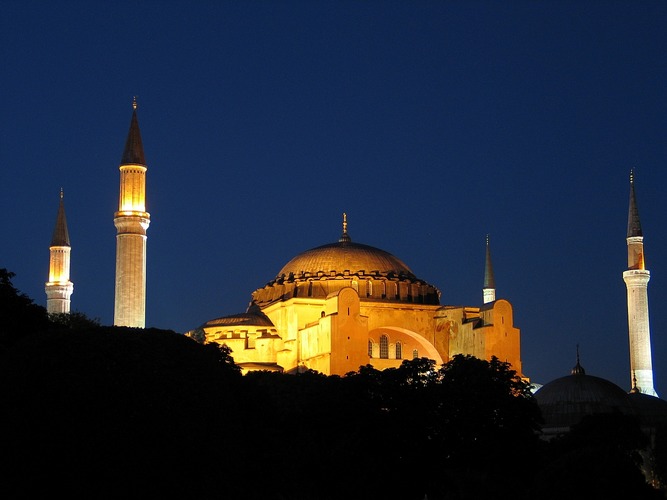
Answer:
[380,335,389,359]
[412,349,419,359]
[368,340,373,357]
[395,341,402,359]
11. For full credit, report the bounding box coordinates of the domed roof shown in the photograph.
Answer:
[200,310,275,328]
[251,214,441,307]
[277,240,414,280]
[275,214,415,280]
[534,358,636,434]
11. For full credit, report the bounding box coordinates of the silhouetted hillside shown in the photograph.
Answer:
[0,268,664,499]
[0,325,243,497]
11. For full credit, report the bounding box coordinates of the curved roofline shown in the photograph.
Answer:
[276,239,415,280]
[252,220,441,307]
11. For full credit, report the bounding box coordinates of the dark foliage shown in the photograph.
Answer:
[653,423,667,490]
[529,413,664,499]
[48,310,102,329]
[0,268,50,349]
[0,326,242,498]
[0,268,663,499]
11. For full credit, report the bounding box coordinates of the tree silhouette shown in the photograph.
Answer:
[529,412,663,499]
[0,268,50,348]
[0,268,663,499]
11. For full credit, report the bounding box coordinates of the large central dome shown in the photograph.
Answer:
[251,215,441,307]
[277,215,414,279]
[277,240,415,279]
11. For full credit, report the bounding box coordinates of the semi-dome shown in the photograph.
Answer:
[251,214,441,307]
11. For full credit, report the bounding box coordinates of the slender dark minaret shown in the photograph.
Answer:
[45,188,73,313]
[113,98,150,328]
[623,170,657,396]
[483,234,495,304]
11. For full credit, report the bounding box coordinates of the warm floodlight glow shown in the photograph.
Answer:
[118,165,147,212]
[114,103,149,328]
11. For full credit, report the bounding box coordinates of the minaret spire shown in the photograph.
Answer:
[45,189,73,314]
[51,188,70,247]
[627,169,643,239]
[482,234,496,304]
[622,170,657,396]
[121,97,146,166]
[114,99,150,328]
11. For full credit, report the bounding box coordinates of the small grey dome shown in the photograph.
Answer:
[535,364,636,434]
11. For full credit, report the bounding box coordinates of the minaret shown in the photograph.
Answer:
[45,189,73,313]
[622,170,657,396]
[483,234,496,304]
[114,98,150,328]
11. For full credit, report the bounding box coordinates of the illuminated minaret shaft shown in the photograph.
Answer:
[483,234,495,304]
[45,189,73,313]
[623,170,657,396]
[114,98,150,328]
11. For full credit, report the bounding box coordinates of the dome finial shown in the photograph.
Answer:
[132,96,138,110]
[60,187,64,200]
[482,234,495,303]
[339,212,351,243]
[571,344,586,375]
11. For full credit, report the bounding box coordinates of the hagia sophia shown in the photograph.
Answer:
[44,101,666,440]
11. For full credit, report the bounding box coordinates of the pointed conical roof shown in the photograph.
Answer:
[51,189,70,247]
[627,169,642,238]
[483,234,495,289]
[120,98,146,166]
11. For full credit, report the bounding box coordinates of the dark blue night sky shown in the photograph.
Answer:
[2,0,666,392]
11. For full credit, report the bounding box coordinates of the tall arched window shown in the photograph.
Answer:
[395,341,402,359]
[368,340,373,357]
[380,335,389,359]
[412,349,419,359]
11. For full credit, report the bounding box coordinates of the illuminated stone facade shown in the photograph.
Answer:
[45,189,73,314]
[624,171,657,397]
[114,99,150,328]
[187,219,523,377]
